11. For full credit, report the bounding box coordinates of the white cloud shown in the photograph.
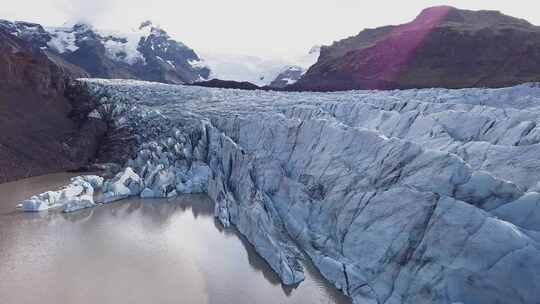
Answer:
[53,0,111,25]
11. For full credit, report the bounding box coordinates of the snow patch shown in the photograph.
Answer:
[199,46,321,86]
[97,28,149,65]
[198,52,289,86]
[46,27,79,53]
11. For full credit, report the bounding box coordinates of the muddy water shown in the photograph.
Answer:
[0,174,351,304]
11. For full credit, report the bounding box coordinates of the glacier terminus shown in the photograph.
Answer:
[20,79,540,304]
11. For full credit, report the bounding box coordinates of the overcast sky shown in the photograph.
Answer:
[3,0,539,58]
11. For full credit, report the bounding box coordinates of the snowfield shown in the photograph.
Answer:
[22,80,540,304]
[45,22,172,66]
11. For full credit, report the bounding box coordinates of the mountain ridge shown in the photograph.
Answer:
[0,19,210,84]
[2,6,540,92]
[292,6,540,91]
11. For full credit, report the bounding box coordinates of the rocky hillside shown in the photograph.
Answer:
[292,6,540,91]
[191,79,263,90]
[0,20,210,84]
[0,28,105,183]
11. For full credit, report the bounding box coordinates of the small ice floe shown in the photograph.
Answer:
[19,175,104,212]
[99,167,144,203]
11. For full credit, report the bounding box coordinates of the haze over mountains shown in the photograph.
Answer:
[0,20,210,84]
[0,19,320,88]
[2,5,539,91]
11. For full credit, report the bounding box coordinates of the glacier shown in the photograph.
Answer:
[21,79,540,304]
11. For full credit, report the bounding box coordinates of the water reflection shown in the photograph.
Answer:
[0,174,351,304]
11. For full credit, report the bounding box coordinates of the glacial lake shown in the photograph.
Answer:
[0,173,351,304]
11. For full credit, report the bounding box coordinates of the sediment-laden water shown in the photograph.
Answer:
[0,174,350,304]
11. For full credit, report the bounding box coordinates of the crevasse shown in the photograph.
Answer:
[21,79,540,304]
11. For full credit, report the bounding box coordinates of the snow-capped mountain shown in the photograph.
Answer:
[0,20,209,84]
[0,18,319,88]
[198,46,320,87]
[0,20,51,48]
[269,46,321,88]
[197,52,290,86]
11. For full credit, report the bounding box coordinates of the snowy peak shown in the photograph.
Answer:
[268,46,321,88]
[137,21,171,40]
[46,26,83,54]
[198,52,290,86]
[0,20,51,48]
[0,19,209,84]
[134,21,209,82]
[45,22,95,54]
[72,22,93,33]
[200,46,322,88]
[0,18,317,88]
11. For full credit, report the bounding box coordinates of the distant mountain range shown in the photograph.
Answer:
[198,46,320,87]
[2,5,540,92]
[193,46,321,89]
[0,19,322,88]
[0,20,210,84]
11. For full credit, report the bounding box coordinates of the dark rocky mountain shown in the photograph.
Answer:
[0,27,105,183]
[191,79,264,90]
[269,66,304,89]
[59,23,139,79]
[135,22,210,83]
[0,20,51,47]
[0,20,210,84]
[292,6,540,91]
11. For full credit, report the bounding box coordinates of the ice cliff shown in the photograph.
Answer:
[22,80,540,303]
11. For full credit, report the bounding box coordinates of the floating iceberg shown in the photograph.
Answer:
[19,175,103,212]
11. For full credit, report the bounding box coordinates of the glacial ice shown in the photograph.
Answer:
[21,79,540,303]
[99,167,143,203]
[45,26,79,53]
[19,175,103,212]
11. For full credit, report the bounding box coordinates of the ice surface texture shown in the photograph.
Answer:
[23,80,540,303]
